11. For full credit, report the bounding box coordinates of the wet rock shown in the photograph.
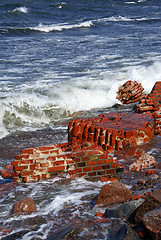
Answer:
[95,181,132,206]
[116,80,144,104]
[47,223,75,240]
[104,198,144,220]
[134,193,161,223]
[11,198,37,215]
[129,153,156,171]
[142,205,161,240]
[107,222,141,240]
[1,230,29,240]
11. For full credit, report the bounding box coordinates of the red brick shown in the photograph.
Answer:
[97,160,105,165]
[21,159,34,165]
[50,149,59,155]
[81,156,90,162]
[83,167,92,172]
[93,166,101,171]
[11,161,19,166]
[48,166,65,172]
[75,151,84,158]
[39,146,54,151]
[40,163,49,168]
[76,168,83,173]
[106,169,115,174]
[85,150,93,156]
[88,172,97,177]
[111,163,120,169]
[78,173,87,177]
[100,154,108,159]
[21,148,34,154]
[20,170,34,177]
[47,156,56,161]
[87,160,96,166]
[14,166,26,171]
[30,164,40,170]
[53,160,64,166]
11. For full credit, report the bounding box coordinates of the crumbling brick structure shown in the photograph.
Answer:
[135,81,161,135]
[11,141,123,183]
[10,82,161,183]
[68,112,154,152]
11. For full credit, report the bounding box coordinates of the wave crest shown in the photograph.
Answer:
[29,20,93,33]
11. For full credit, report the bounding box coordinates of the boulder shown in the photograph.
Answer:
[134,191,161,223]
[107,222,141,240]
[11,198,37,214]
[104,198,144,220]
[95,181,132,206]
[129,153,156,171]
[142,205,161,240]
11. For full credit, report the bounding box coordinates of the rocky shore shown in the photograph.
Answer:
[0,81,161,239]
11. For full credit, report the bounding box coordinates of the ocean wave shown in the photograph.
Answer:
[98,15,158,22]
[12,6,28,14]
[29,20,93,33]
[0,59,161,139]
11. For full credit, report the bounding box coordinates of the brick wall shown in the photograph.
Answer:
[11,141,123,183]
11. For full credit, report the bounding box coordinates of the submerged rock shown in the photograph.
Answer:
[95,181,132,206]
[11,198,37,215]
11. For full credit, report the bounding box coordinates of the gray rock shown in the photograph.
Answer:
[104,198,144,220]
[107,223,141,240]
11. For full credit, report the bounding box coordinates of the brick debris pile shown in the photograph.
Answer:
[116,80,144,104]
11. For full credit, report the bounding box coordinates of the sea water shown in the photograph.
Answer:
[0,0,161,238]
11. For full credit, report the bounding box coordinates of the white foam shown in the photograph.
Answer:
[29,20,93,33]
[12,6,28,14]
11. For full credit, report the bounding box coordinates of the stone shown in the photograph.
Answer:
[129,153,156,171]
[107,222,142,240]
[103,198,144,220]
[11,198,37,214]
[134,193,161,223]
[142,205,161,240]
[95,181,132,206]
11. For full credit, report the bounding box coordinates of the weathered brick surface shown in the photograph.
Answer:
[68,112,154,152]
[116,80,144,104]
[135,81,161,135]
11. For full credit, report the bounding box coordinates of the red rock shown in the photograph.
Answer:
[11,198,37,214]
[95,181,132,206]
[134,192,161,223]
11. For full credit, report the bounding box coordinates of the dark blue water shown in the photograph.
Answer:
[0,1,161,239]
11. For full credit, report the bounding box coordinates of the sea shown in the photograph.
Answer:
[0,0,161,239]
